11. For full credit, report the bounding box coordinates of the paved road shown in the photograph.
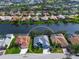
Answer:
[0,53,79,59]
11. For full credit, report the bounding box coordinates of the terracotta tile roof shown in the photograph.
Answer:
[68,34,79,45]
[50,34,68,47]
[16,35,30,49]
[11,16,21,21]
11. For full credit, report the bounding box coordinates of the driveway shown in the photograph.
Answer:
[43,48,51,54]
[20,48,28,55]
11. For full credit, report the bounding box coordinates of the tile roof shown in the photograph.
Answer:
[16,35,30,49]
[50,34,68,48]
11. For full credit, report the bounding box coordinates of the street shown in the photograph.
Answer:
[0,53,79,59]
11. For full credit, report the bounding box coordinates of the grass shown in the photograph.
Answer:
[51,48,63,53]
[5,38,20,54]
[5,47,20,54]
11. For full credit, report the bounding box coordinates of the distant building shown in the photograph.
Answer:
[32,16,39,21]
[71,0,79,1]
[57,15,65,19]
[11,0,22,3]
[29,0,43,4]
[50,15,58,20]
[41,16,49,21]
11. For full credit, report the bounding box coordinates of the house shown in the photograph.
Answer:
[11,16,21,21]
[5,34,14,48]
[43,12,50,16]
[4,16,12,21]
[0,16,12,21]
[68,34,79,45]
[29,0,43,4]
[32,16,39,21]
[0,16,5,20]
[15,11,21,16]
[50,34,69,48]
[36,12,41,16]
[34,35,50,54]
[33,35,50,54]
[50,34,69,54]
[57,15,65,19]
[40,16,49,21]
[21,16,31,21]
[0,34,14,54]
[16,35,30,49]
[27,15,32,20]
[34,35,50,49]
[0,34,14,48]
[16,35,30,54]
[50,15,58,20]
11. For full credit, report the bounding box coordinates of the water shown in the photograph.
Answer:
[0,23,79,34]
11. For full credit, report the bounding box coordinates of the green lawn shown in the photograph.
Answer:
[5,38,20,54]
[51,48,63,53]
[5,47,20,54]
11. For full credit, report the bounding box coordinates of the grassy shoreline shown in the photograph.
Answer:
[0,18,79,25]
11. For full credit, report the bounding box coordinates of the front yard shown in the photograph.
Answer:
[27,38,43,53]
[5,38,20,54]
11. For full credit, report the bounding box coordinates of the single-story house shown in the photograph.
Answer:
[34,35,50,49]
[0,16,5,20]
[40,16,49,21]
[50,34,69,48]
[68,34,79,45]
[36,12,42,16]
[0,34,14,54]
[32,16,39,21]
[16,35,31,54]
[0,34,14,48]
[57,15,65,19]
[16,35,30,49]
[5,16,12,20]
[11,16,22,21]
[50,15,58,20]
